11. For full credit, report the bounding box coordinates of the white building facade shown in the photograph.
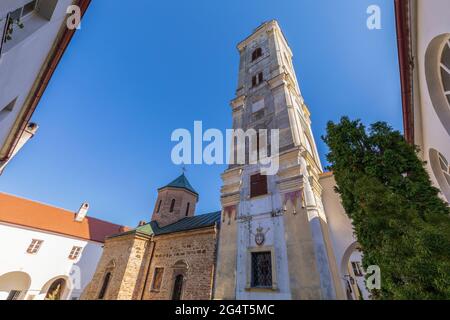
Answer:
[396,0,450,204]
[0,192,126,300]
[0,0,90,174]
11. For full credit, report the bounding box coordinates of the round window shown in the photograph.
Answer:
[440,38,450,105]
[425,34,450,136]
[429,148,450,203]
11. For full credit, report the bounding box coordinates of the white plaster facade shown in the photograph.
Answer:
[409,0,450,203]
[0,222,103,300]
[0,0,75,172]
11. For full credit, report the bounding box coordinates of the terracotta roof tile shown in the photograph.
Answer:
[0,192,129,243]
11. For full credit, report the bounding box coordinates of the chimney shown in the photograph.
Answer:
[75,203,89,222]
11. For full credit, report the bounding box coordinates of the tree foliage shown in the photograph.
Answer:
[322,117,450,299]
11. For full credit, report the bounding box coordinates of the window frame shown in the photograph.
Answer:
[351,261,364,277]
[169,199,176,213]
[68,246,83,260]
[7,290,21,300]
[250,173,268,198]
[251,72,264,88]
[185,202,190,217]
[156,199,162,213]
[98,272,112,300]
[26,239,43,254]
[251,47,262,62]
[151,267,164,292]
[246,246,277,291]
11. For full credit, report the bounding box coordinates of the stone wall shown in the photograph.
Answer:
[141,227,217,300]
[80,233,150,300]
[152,188,198,227]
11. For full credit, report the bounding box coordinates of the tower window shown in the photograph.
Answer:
[250,173,268,198]
[170,199,176,213]
[185,202,190,216]
[251,251,272,287]
[252,47,262,61]
[157,200,162,213]
[252,72,264,88]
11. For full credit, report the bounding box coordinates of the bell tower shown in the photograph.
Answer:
[214,20,341,300]
[151,173,198,227]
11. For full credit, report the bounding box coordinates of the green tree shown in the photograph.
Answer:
[322,117,450,299]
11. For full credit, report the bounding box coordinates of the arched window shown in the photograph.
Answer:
[252,47,262,61]
[170,199,176,213]
[157,200,162,213]
[45,278,66,300]
[185,203,190,217]
[98,272,112,300]
[172,274,184,300]
[425,34,450,136]
[429,149,450,202]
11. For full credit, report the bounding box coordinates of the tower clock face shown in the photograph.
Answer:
[440,38,450,105]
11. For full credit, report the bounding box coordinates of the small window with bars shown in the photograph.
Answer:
[251,251,272,288]
[250,173,268,198]
[26,239,43,254]
[68,246,83,260]
[151,267,164,291]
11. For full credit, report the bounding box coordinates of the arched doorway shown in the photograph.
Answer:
[39,276,70,300]
[172,274,184,300]
[0,271,31,300]
[45,278,66,300]
[171,260,188,300]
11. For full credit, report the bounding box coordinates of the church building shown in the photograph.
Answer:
[81,174,220,300]
[82,20,366,300]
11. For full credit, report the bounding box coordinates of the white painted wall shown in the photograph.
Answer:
[235,167,292,300]
[413,0,450,203]
[0,222,103,300]
[0,0,73,160]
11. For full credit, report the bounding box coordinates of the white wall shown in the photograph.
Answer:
[414,0,450,203]
[0,223,103,300]
[320,174,371,299]
[0,0,73,159]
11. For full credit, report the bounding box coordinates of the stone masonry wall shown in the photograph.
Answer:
[80,233,150,300]
[141,227,218,300]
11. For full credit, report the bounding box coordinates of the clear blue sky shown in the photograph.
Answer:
[0,0,402,227]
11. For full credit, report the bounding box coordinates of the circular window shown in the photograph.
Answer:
[429,148,450,203]
[440,38,450,105]
[425,34,450,136]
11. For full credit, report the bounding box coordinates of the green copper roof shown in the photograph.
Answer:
[149,211,220,236]
[109,211,220,239]
[158,173,198,196]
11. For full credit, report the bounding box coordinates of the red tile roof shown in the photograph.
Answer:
[0,192,129,243]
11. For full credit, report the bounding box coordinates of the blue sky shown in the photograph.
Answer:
[0,0,402,227]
